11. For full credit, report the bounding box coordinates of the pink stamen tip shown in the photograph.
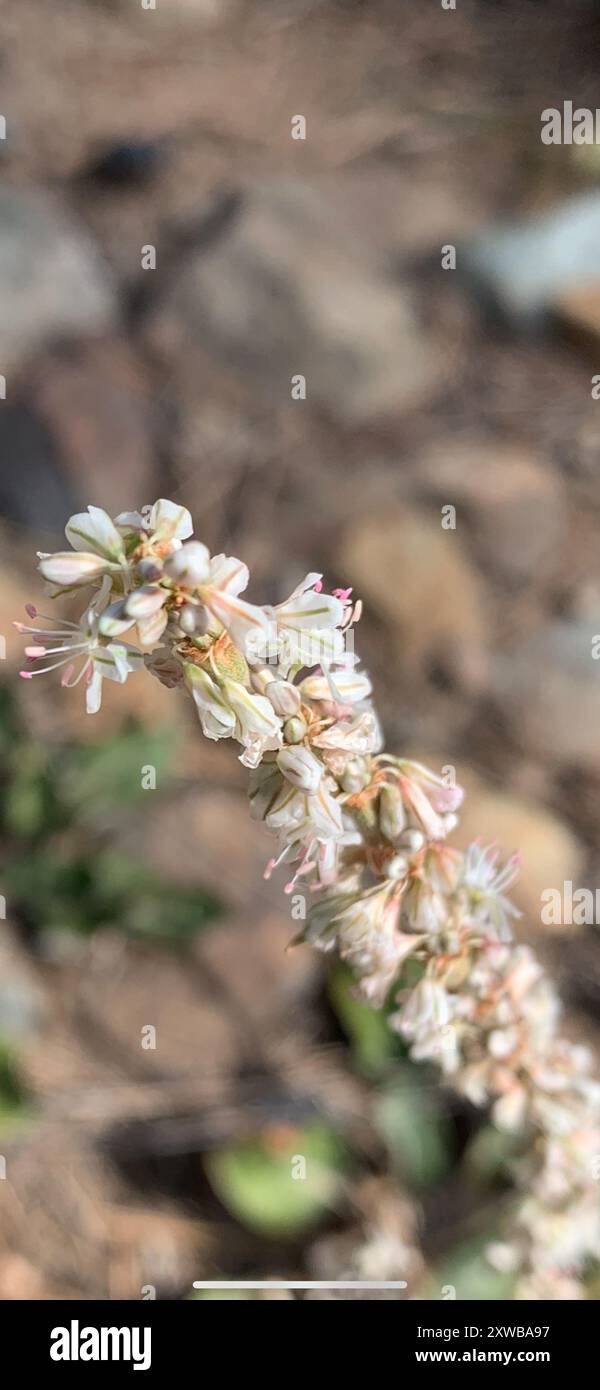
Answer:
[313,579,323,593]
[333,586,353,601]
[61,665,75,687]
[283,881,295,895]
[25,604,37,619]
[24,645,46,658]
[263,858,276,881]
[85,665,93,683]
[13,621,26,632]
[19,670,33,680]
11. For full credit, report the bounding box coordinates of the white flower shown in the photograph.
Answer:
[38,505,131,590]
[395,761,464,840]
[202,588,273,658]
[259,677,301,717]
[116,499,193,545]
[277,745,323,793]
[183,663,281,764]
[461,842,521,941]
[307,882,424,1006]
[17,590,142,713]
[251,762,346,872]
[270,574,348,672]
[492,1085,528,1132]
[99,584,170,649]
[299,665,372,706]
[220,677,282,767]
[311,709,382,776]
[396,978,453,1043]
[65,506,128,562]
[185,664,236,741]
[402,876,448,933]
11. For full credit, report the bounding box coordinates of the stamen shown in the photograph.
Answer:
[21,655,76,677]
[62,658,93,689]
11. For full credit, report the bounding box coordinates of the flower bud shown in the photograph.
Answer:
[179,604,199,634]
[98,600,136,638]
[401,828,426,854]
[277,745,323,792]
[379,784,406,842]
[137,557,164,582]
[125,585,167,619]
[265,680,302,717]
[384,854,408,881]
[163,541,211,588]
[38,551,108,587]
[283,715,307,744]
[340,757,370,794]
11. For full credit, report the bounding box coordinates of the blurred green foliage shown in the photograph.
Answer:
[374,1072,453,1191]
[425,1233,517,1301]
[205,1121,350,1237]
[0,684,220,944]
[327,962,403,1075]
[0,1041,30,1133]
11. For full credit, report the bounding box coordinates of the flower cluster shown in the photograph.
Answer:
[17,499,600,1298]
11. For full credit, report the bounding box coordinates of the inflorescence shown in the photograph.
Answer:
[16,499,600,1298]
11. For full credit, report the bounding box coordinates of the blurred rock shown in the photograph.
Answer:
[0,926,45,1041]
[463,193,600,326]
[142,788,277,915]
[0,547,39,669]
[0,185,115,371]
[340,505,487,690]
[0,340,156,534]
[556,283,600,349]
[495,619,600,771]
[0,1125,115,1295]
[27,340,157,516]
[77,943,240,1079]
[143,178,439,424]
[198,909,321,1031]
[454,768,584,928]
[141,786,320,1031]
[105,1203,209,1300]
[80,139,168,188]
[416,441,564,586]
[0,402,77,535]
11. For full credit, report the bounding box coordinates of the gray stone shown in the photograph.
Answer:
[416,441,564,586]
[463,193,600,325]
[0,185,115,371]
[0,931,44,1040]
[495,619,600,770]
[143,178,438,423]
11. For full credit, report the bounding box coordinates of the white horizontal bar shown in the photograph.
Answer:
[193,1281,407,1290]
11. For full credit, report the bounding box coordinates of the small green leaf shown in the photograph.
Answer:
[0,1040,29,1134]
[205,1123,349,1237]
[374,1070,452,1189]
[327,964,402,1074]
[462,1123,524,1186]
[426,1233,517,1301]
